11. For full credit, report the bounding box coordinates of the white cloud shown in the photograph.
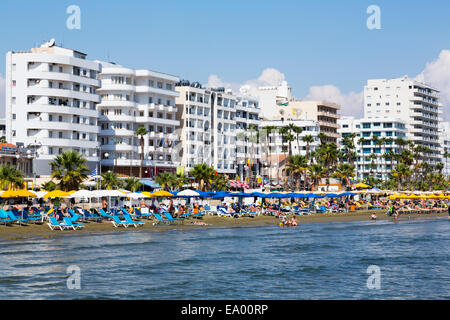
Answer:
[415,50,450,120]
[305,85,364,117]
[0,75,5,118]
[205,68,286,94]
[205,51,450,120]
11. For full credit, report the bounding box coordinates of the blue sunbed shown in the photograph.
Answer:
[47,217,71,230]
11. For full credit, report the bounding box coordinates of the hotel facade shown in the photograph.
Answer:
[364,76,442,165]
[5,41,101,176]
[97,62,180,178]
[175,81,262,178]
[338,116,407,181]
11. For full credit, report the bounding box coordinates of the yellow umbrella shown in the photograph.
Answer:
[16,190,37,197]
[43,190,70,199]
[151,190,173,197]
[353,183,371,189]
[141,191,154,197]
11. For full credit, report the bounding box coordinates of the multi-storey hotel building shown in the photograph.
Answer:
[235,90,262,181]
[175,82,240,175]
[338,116,407,181]
[97,62,180,177]
[5,41,101,175]
[364,76,442,165]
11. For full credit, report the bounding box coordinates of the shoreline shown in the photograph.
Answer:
[0,211,447,241]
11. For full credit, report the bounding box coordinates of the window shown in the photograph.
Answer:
[157,82,163,89]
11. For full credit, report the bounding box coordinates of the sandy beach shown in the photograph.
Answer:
[0,210,447,241]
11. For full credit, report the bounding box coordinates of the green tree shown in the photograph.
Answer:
[286,155,309,191]
[100,171,123,190]
[124,177,141,192]
[190,163,216,191]
[0,165,24,190]
[49,151,89,191]
[135,126,149,179]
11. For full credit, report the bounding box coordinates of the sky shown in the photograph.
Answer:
[1,0,450,118]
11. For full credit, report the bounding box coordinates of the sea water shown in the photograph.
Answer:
[0,218,448,299]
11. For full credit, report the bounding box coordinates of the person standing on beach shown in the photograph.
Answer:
[102,199,108,212]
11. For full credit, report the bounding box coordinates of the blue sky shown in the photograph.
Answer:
[1,0,450,116]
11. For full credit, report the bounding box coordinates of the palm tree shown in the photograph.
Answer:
[286,155,309,191]
[40,180,57,192]
[156,172,175,191]
[262,125,277,184]
[318,132,327,145]
[49,151,89,191]
[309,162,326,191]
[100,171,122,190]
[135,126,149,179]
[302,135,315,163]
[333,163,356,190]
[124,177,141,192]
[0,165,24,190]
[190,163,215,191]
[212,173,229,191]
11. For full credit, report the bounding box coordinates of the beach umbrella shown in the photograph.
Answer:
[353,183,372,189]
[177,189,200,197]
[69,190,95,198]
[35,191,48,198]
[324,193,340,198]
[92,190,127,198]
[43,190,70,200]
[285,193,308,198]
[0,190,37,198]
[151,190,173,197]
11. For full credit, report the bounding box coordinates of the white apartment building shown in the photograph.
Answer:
[175,82,239,175]
[235,89,262,182]
[439,121,450,177]
[5,40,101,176]
[249,81,291,120]
[338,116,407,181]
[97,62,180,178]
[259,119,320,183]
[364,76,442,165]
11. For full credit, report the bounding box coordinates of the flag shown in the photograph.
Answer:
[91,167,98,178]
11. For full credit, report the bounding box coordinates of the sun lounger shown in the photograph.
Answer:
[62,217,85,230]
[81,209,103,221]
[120,208,140,219]
[0,211,12,225]
[152,213,171,225]
[162,212,184,224]
[99,209,114,219]
[217,208,239,218]
[134,207,153,219]
[4,211,28,225]
[122,214,145,227]
[22,211,42,224]
[47,217,71,230]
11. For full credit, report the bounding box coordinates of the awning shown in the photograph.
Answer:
[139,179,160,188]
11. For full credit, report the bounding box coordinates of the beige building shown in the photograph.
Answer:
[277,100,340,144]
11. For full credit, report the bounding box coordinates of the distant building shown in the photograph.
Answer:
[364,76,442,165]
[338,116,407,181]
[0,142,33,178]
